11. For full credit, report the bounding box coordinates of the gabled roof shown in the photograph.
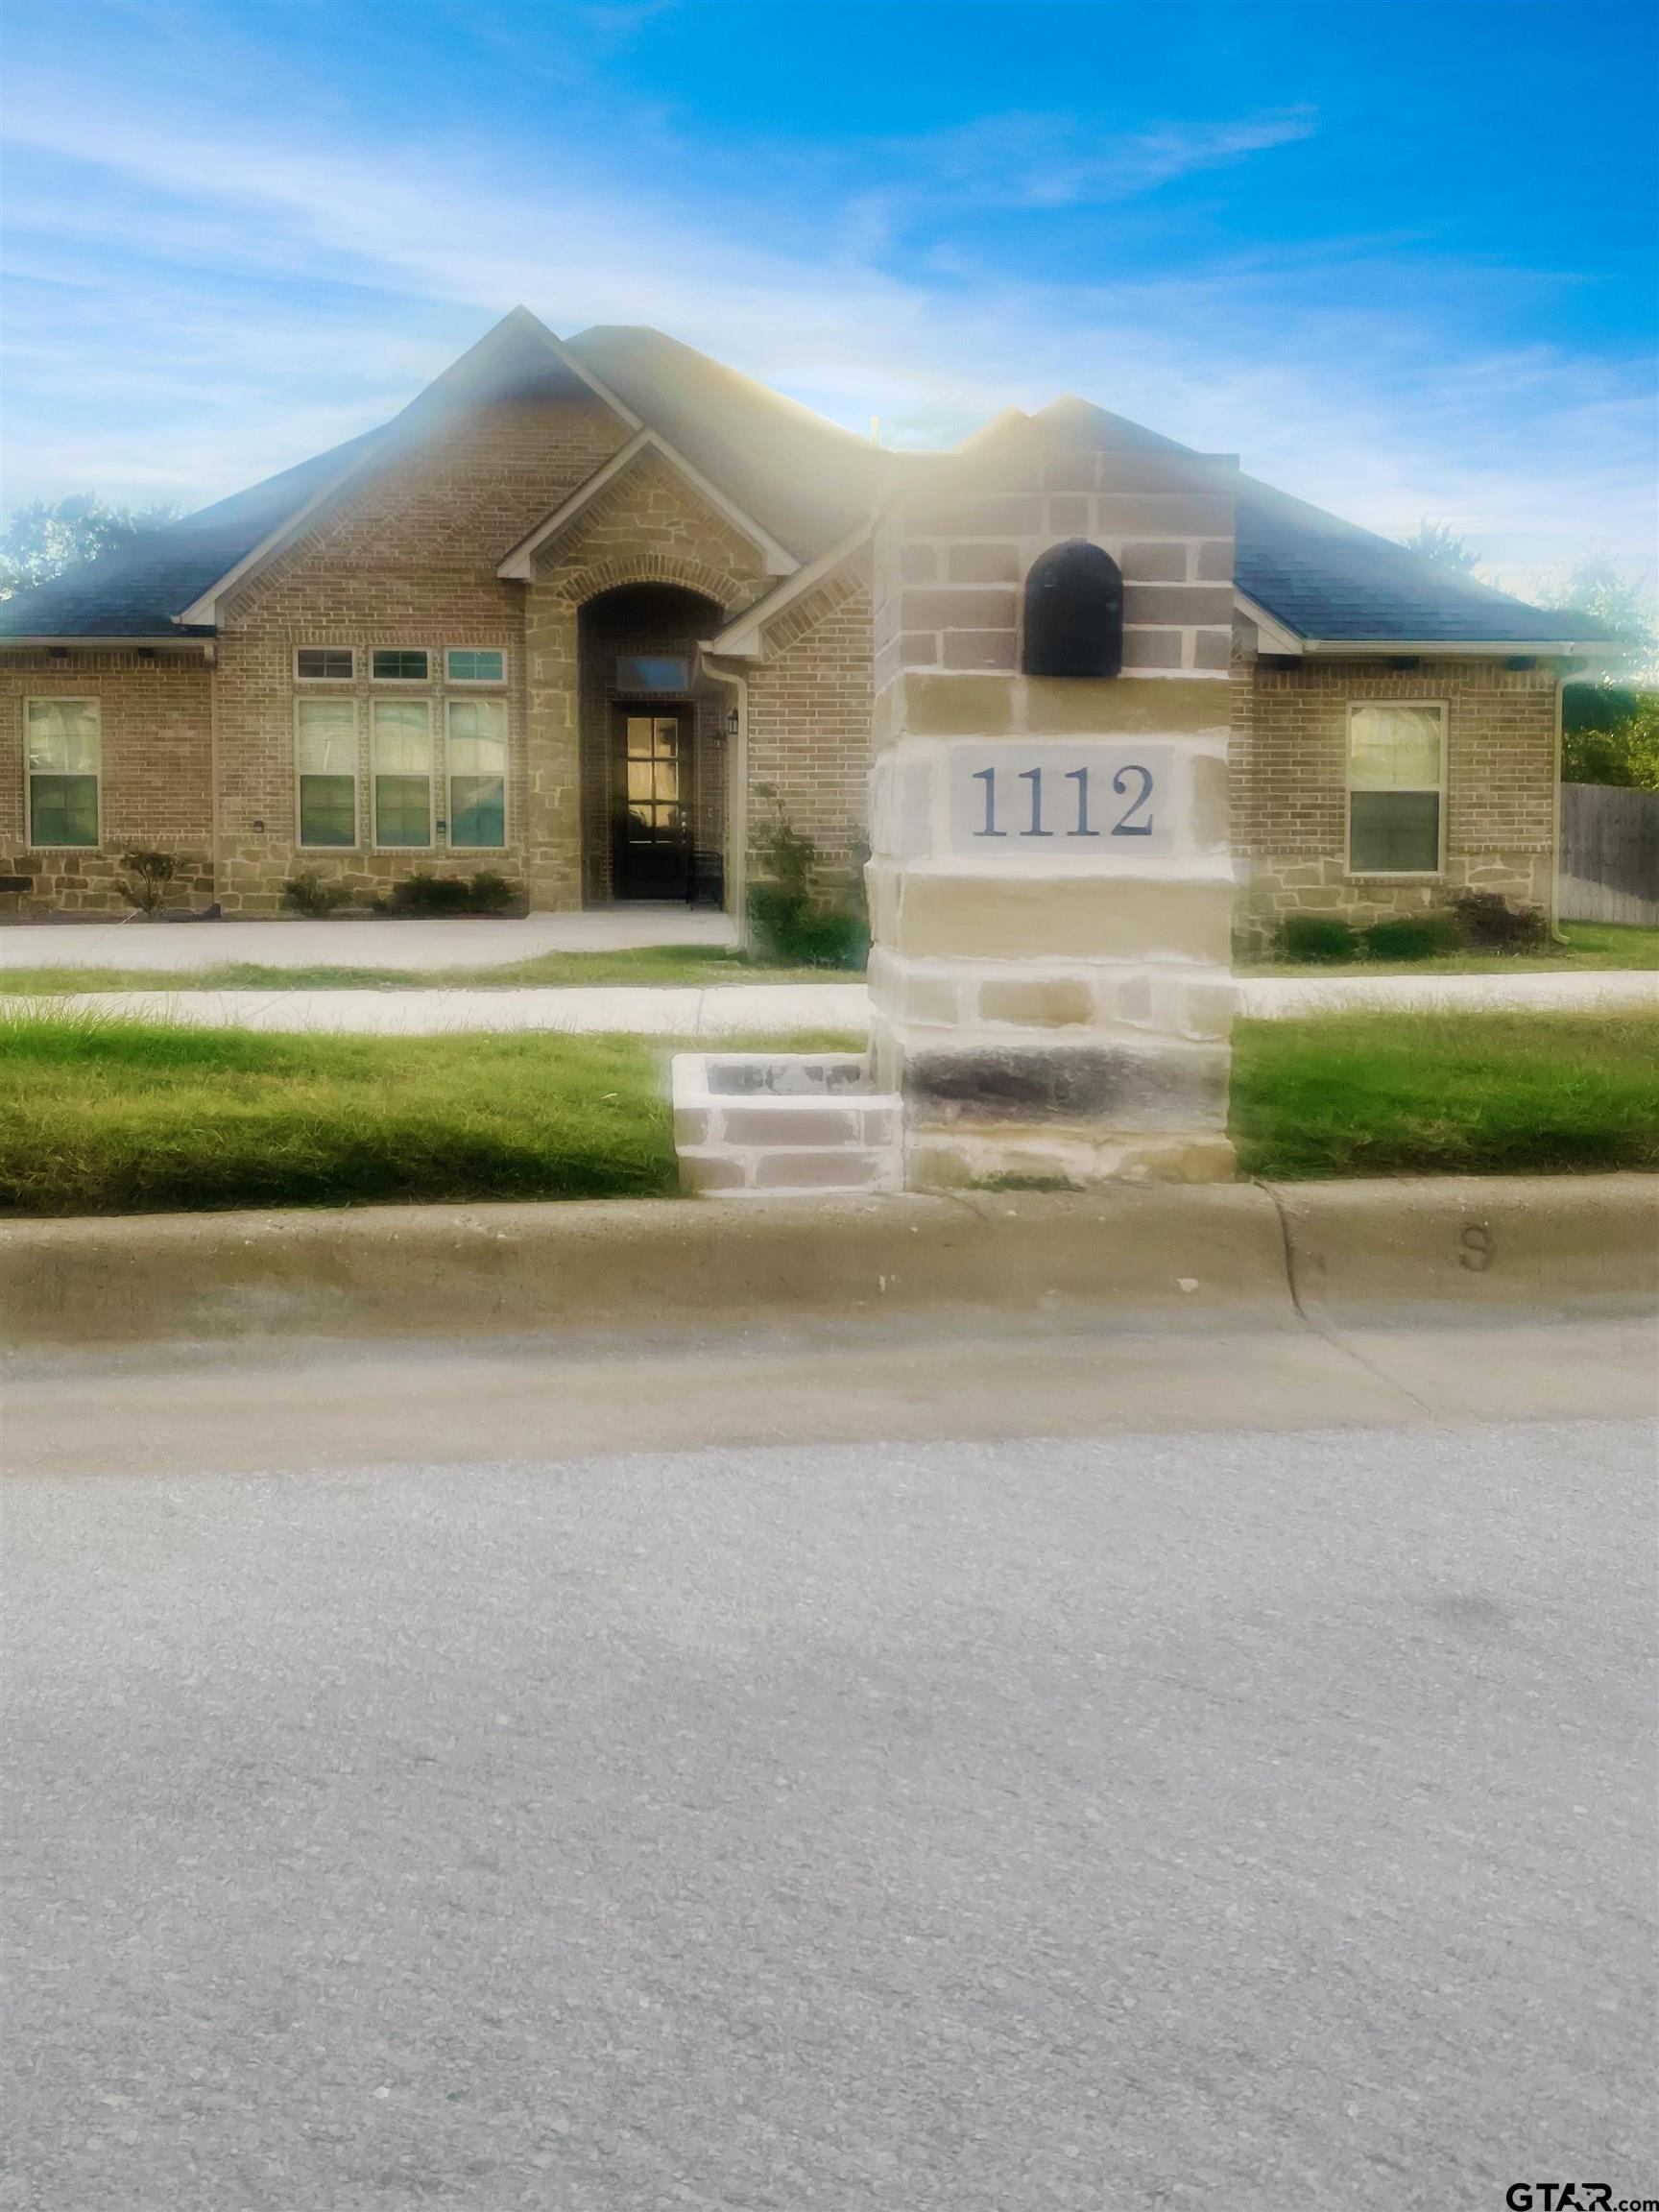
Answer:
[496,425,799,580]
[0,308,1624,652]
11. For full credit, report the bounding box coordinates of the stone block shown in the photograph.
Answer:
[681,1152,748,1193]
[1124,585,1236,626]
[945,543,1021,583]
[902,494,1045,536]
[1121,632,1185,670]
[1195,540,1234,582]
[977,975,1096,1028]
[902,1042,1230,1131]
[1191,752,1230,849]
[1047,495,1090,533]
[1192,629,1233,671]
[753,1150,887,1190]
[1094,495,1234,536]
[1119,541,1189,582]
[889,873,1236,964]
[900,542,938,583]
[942,631,1018,670]
[1012,678,1230,736]
[719,1107,861,1148]
[673,1106,711,1147]
[902,589,1020,630]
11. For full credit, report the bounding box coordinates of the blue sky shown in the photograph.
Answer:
[2,0,1654,597]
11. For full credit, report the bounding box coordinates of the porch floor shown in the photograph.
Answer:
[0,905,738,974]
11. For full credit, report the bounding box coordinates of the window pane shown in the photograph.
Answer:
[372,700,432,776]
[1348,706,1443,790]
[449,775,505,849]
[446,697,507,777]
[1349,790,1440,873]
[297,647,354,681]
[26,698,100,775]
[373,648,429,682]
[297,699,357,775]
[374,775,431,848]
[614,653,689,692]
[300,775,356,847]
[446,648,504,684]
[30,773,98,846]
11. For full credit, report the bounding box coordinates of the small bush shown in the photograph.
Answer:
[116,849,177,918]
[746,806,867,969]
[281,870,351,918]
[1451,889,1550,951]
[1362,912,1461,962]
[1279,915,1357,964]
[381,870,521,917]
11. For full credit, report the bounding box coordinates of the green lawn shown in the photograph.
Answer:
[1231,1009,1659,1179]
[2,1006,1654,1215]
[1236,920,1659,977]
[0,943,848,995]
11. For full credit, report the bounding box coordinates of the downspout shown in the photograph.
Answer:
[697,649,751,949]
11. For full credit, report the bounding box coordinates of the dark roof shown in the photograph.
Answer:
[0,308,1619,647]
[1234,475,1617,644]
[565,325,889,560]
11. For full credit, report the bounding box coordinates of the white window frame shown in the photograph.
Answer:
[25,695,102,849]
[294,645,356,683]
[294,695,361,850]
[444,695,510,851]
[1344,700,1448,878]
[371,697,435,852]
[370,646,432,685]
[445,646,508,686]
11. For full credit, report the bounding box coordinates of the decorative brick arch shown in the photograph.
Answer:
[547,551,757,617]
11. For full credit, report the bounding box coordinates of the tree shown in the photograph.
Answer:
[0,494,180,599]
[1401,520,1480,572]
[1533,555,1659,687]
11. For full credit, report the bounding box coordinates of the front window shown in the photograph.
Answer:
[446,647,505,685]
[1347,703,1445,874]
[27,697,100,846]
[296,697,358,847]
[296,647,354,681]
[373,700,433,848]
[446,698,507,849]
[372,647,429,683]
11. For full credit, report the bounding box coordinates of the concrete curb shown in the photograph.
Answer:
[2,1177,1654,1352]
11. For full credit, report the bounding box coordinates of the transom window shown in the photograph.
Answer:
[372,648,429,683]
[446,698,507,850]
[296,697,358,847]
[372,700,434,848]
[614,652,689,693]
[296,647,354,681]
[446,647,505,685]
[27,697,101,847]
[1347,703,1446,875]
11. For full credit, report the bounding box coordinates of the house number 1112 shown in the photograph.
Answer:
[971,762,1155,840]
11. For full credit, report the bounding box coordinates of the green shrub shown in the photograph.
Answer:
[116,849,177,918]
[1451,889,1550,951]
[381,871,521,917]
[746,806,867,969]
[1361,912,1461,961]
[464,869,518,914]
[1279,914,1357,964]
[281,870,351,918]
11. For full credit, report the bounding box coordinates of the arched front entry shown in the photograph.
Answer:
[578,583,728,906]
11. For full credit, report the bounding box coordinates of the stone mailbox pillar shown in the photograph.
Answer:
[865,406,1238,1188]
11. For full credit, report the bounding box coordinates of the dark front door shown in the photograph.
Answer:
[612,706,692,900]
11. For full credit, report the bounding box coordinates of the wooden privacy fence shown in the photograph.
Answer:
[1558,782,1659,926]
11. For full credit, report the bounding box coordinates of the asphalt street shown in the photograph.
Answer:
[4,1412,1655,2209]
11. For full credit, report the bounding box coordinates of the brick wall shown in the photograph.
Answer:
[0,651,215,914]
[744,559,875,887]
[1233,649,1560,947]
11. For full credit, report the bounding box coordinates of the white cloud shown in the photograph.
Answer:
[0,43,1651,595]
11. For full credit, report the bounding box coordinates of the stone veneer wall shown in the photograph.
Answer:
[526,448,769,908]
[1232,650,1560,949]
[0,650,215,914]
[864,431,1240,1190]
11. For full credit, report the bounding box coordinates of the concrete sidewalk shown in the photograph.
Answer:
[4,968,1654,1034]
[0,907,737,973]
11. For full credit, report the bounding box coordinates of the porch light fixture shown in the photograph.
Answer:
[726,707,740,740]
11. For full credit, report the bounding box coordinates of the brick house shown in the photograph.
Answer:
[0,308,1616,943]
